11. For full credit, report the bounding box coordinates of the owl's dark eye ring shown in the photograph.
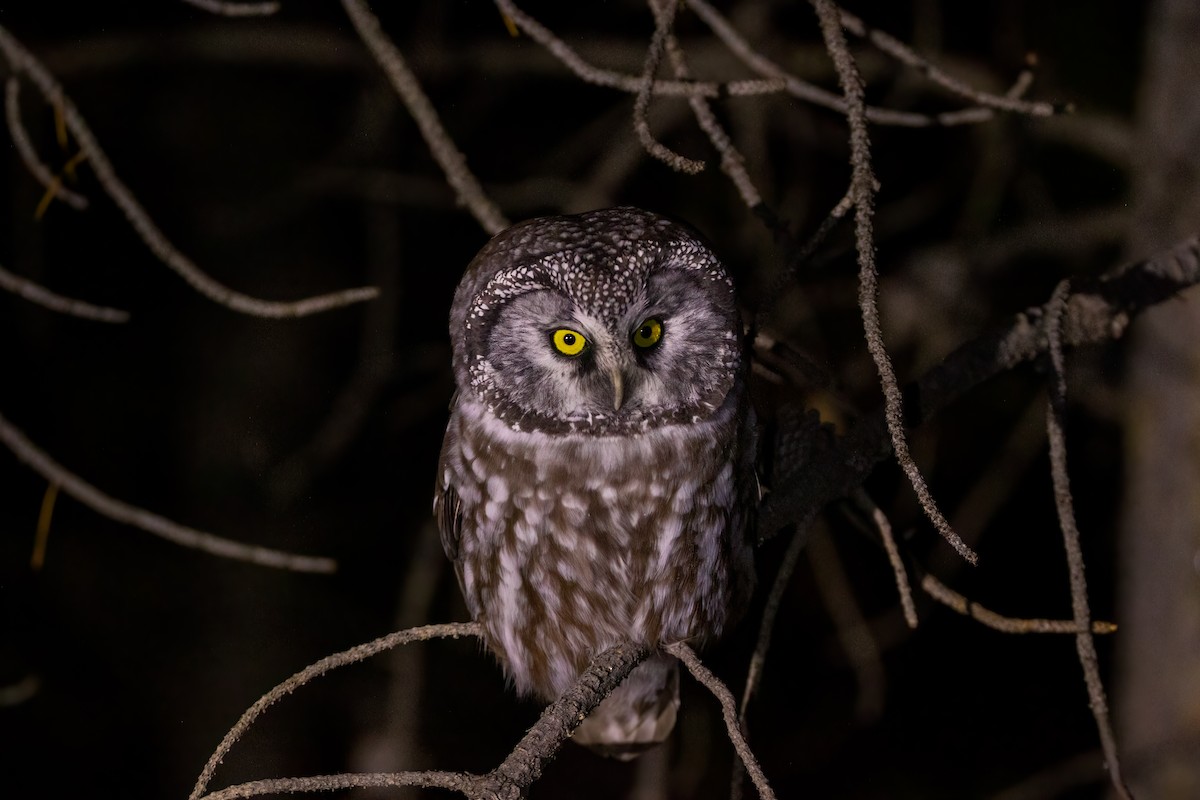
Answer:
[632,317,664,349]
[550,328,589,357]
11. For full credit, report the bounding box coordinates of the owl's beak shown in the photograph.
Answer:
[607,365,625,411]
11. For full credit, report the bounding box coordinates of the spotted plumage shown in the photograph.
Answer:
[435,207,755,757]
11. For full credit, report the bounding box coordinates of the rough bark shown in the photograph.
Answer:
[1119,0,1200,794]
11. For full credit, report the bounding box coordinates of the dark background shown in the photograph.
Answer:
[0,2,1155,798]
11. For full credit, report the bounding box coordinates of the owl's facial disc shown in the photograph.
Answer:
[458,209,742,433]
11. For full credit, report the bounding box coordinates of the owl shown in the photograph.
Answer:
[434,207,755,758]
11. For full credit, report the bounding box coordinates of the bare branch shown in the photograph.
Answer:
[837,8,1059,118]
[195,636,647,800]
[0,409,335,574]
[761,236,1200,542]
[634,0,705,174]
[808,0,978,564]
[753,188,855,333]
[853,490,918,628]
[0,26,379,318]
[688,0,1026,128]
[477,641,651,797]
[0,262,129,323]
[342,0,509,235]
[920,573,1117,635]
[178,0,281,17]
[1043,280,1133,799]
[665,641,776,800]
[493,0,784,99]
[191,622,483,800]
[739,509,818,722]
[807,523,887,721]
[200,772,471,800]
[656,1,761,207]
[5,77,88,211]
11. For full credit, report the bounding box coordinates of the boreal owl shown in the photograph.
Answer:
[435,207,755,758]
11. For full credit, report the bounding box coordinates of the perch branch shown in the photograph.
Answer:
[809,0,977,564]
[198,638,648,800]
[474,641,651,798]
[199,772,470,800]
[0,410,335,574]
[191,622,483,800]
[0,26,378,318]
[1043,280,1132,799]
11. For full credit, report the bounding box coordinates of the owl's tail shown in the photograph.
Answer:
[572,652,680,761]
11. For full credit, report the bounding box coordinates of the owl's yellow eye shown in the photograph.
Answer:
[551,328,589,357]
[632,318,664,349]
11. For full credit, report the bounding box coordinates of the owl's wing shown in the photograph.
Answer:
[433,481,463,562]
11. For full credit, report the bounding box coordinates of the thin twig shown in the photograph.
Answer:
[666,642,776,800]
[739,511,818,722]
[30,482,58,571]
[852,490,917,628]
[191,622,483,800]
[656,0,761,206]
[731,512,819,800]
[1043,279,1133,799]
[806,523,887,721]
[688,0,1023,128]
[0,263,129,323]
[0,26,379,318]
[838,8,1059,118]
[178,0,281,16]
[808,0,978,565]
[920,573,1117,635]
[753,188,855,333]
[493,0,784,99]
[634,0,705,174]
[5,77,88,210]
[342,0,509,235]
[0,410,335,573]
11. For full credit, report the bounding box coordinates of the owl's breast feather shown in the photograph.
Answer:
[439,393,753,699]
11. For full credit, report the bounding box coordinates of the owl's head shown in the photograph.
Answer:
[449,208,743,434]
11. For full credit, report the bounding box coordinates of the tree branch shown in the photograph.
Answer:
[1044,280,1133,798]
[761,236,1200,539]
[192,622,483,800]
[342,0,510,235]
[0,25,379,318]
[809,0,977,564]
[0,409,335,573]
